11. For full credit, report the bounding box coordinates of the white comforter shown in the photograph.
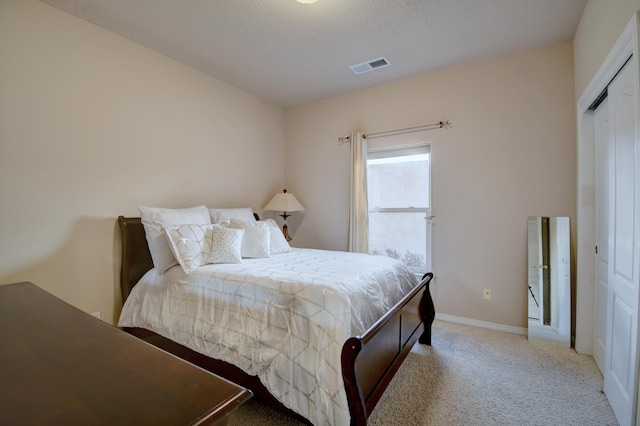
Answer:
[118,248,418,426]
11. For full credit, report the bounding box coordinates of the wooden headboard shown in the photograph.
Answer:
[117,216,153,303]
[117,213,261,304]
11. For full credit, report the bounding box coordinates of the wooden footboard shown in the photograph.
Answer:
[117,216,434,426]
[341,272,434,425]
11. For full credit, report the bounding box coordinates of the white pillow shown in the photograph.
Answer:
[208,225,244,264]
[165,224,213,274]
[264,219,291,254]
[139,205,211,273]
[209,207,256,224]
[228,219,271,258]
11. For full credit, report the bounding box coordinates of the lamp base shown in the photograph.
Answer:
[282,224,292,242]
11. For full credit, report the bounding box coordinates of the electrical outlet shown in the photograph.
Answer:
[91,311,101,319]
[483,289,492,301]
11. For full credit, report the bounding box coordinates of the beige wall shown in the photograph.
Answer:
[0,0,285,324]
[0,0,582,332]
[285,41,576,329]
[574,0,640,99]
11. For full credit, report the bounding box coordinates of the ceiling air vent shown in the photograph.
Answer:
[349,57,391,75]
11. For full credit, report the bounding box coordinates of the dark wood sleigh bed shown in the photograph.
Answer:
[117,215,435,426]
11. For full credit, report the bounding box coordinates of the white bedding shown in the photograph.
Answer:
[118,247,418,426]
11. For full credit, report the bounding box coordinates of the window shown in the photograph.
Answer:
[367,144,431,274]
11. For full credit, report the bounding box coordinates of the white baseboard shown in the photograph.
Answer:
[436,313,527,336]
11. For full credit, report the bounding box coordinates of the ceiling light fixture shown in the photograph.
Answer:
[296,0,318,4]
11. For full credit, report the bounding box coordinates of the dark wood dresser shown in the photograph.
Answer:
[0,282,251,425]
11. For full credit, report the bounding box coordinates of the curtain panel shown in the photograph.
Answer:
[348,132,369,253]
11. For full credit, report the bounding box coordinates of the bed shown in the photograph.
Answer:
[117,213,434,426]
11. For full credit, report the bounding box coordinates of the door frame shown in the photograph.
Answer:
[576,12,638,355]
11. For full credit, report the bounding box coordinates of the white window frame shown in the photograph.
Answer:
[367,143,432,275]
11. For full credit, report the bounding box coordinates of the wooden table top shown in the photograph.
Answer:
[0,282,251,425]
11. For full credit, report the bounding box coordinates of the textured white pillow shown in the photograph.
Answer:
[209,225,244,264]
[165,224,213,274]
[264,219,291,255]
[209,207,256,224]
[229,219,271,258]
[139,205,211,273]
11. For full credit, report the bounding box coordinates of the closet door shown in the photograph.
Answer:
[604,58,640,426]
[594,97,609,373]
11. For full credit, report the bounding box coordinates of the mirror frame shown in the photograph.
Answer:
[527,216,571,346]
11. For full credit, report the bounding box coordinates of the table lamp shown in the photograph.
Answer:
[263,189,305,241]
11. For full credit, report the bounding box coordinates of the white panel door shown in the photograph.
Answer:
[594,97,610,373]
[605,58,640,426]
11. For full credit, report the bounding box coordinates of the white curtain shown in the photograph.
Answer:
[348,132,369,253]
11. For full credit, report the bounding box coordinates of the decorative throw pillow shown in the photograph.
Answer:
[208,225,244,264]
[139,205,211,273]
[165,224,214,274]
[264,219,291,255]
[228,219,271,258]
[208,207,256,224]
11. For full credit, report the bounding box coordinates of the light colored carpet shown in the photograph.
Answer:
[228,320,618,425]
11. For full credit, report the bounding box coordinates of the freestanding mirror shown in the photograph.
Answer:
[527,216,571,346]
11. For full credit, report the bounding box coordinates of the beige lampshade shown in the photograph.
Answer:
[263,190,305,212]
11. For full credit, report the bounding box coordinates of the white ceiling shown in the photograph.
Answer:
[39,0,587,108]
